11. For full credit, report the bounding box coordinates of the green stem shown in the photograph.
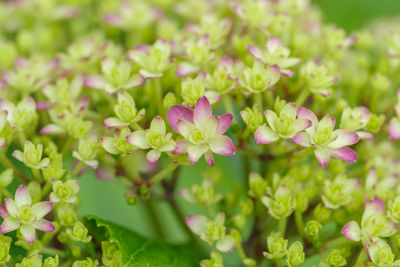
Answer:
[236,243,247,262]
[41,182,52,200]
[71,161,85,178]
[41,247,66,258]
[391,235,399,256]
[275,259,283,267]
[296,89,310,106]
[31,168,43,183]
[355,249,367,267]
[144,200,166,240]
[0,152,30,183]
[294,211,305,239]
[264,90,274,108]
[324,236,353,250]
[153,79,163,116]
[149,162,177,186]
[278,218,287,237]
[61,138,74,156]
[207,206,216,218]
[222,95,236,122]
[253,93,263,110]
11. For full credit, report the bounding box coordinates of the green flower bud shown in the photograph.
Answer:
[163,92,177,110]
[313,203,331,222]
[242,61,280,93]
[0,235,12,263]
[42,153,66,181]
[261,185,295,219]
[50,180,80,204]
[16,255,42,267]
[181,78,206,106]
[243,258,256,267]
[240,105,264,131]
[113,91,144,125]
[295,191,309,213]
[72,258,98,267]
[101,128,133,155]
[326,249,346,266]
[388,196,400,222]
[101,241,121,267]
[14,98,38,130]
[301,61,337,97]
[202,220,225,244]
[185,38,213,65]
[368,239,395,267]
[65,221,92,243]
[66,118,93,139]
[56,203,78,226]
[365,113,385,133]
[248,172,268,198]
[371,73,391,92]
[305,220,322,239]
[321,175,358,209]
[340,106,370,131]
[263,233,288,259]
[240,199,254,216]
[28,181,42,204]
[44,255,59,267]
[286,241,305,267]
[200,250,223,267]
[0,41,17,70]
[232,214,246,230]
[206,68,236,94]
[0,169,13,188]
[12,140,50,169]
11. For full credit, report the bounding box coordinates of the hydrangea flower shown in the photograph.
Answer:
[247,36,300,77]
[126,116,176,164]
[300,61,338,97]
[240,61,281,93]
[340,106,373,140]
[12,140,50,169]
[388,88,400,139]
[167,96,235,166]
[291,107,359,167]
[0,185,55,244]
[254,102,312,144]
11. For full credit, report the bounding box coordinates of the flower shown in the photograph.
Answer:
[247,36,300,77]
[12,140,50,169]
[388,88,400,139]
[0,185,55,244]
[167,96,235,166]
[50,180,80,204]
[72,135,99,168]
[300,61,337,97]
[254,102,311,144]
[291,107,359,167]
[263,233,288,259]
[126,116,176,164]
[340,106,373,140]
[240,61,281,93]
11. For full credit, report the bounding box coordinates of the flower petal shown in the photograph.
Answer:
[330,147,357,163]
[4,198,18,217]
[173,140,189,154]
[314,147,331,168]
[104,117,127,128]
[40,124,66,135]
[194,96,212,127]
[187,144,208,164]
[216,114,233,135]
[31,218,55,232]
[388,118,400,139]
[209,136,235,156]
[176,62,200,77]
[150,116,166,135]
[280,102,297,120]
[0,205,8,218]
[264,110,278,132]
[290,132,311,147]
[327,129,359,149]
[0,218,19,234]
[342,221,361,241]
[146,150,161,164]
[15,185,32,208]
[293,118,312,132]
[357,131,374,140]
[12,150,24,162]
[216,235,235,253]
[296,107,318,125]
[186,215,208,235]
[125,74,146,88]
[254,125,279,144]
[84,75,106,89]
[20,224,36,244]
[176,120,196,139]
[31,201,54,219]
[362,196,385,225]
[167,105,194,133]
[126,131,150,149]
[247,45,264,62]
[158,139,176,152]
[204,150,214,166]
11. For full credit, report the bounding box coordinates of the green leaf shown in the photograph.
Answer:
[84,215,205,267]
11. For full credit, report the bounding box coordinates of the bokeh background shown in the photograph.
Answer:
[76,0,400,265]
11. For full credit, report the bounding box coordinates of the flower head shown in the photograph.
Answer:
[167,96,235,166]
[12,140,50,169]
[0,185,55,244]
[291,107,359,167]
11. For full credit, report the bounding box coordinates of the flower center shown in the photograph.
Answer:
[146,130,163,147]
[189,129,207,145]
[19,205,35,223]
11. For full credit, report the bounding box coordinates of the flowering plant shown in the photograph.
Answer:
[0,0,400,266]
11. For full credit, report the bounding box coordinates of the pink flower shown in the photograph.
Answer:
[291,107,359,167]
[167,97,235,166]
[0,185,55,244]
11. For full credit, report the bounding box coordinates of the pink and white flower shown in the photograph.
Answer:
[167,96,235,166]
[291,107,359,167]
[0,185,55,244]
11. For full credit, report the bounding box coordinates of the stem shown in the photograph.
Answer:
[236,243,247,261]
[71,161,85,178]
[41,247,65,258]
[41,182,52,199]
[355,249,367,266]
[207,206,216,218]
[61,138,74,156]
[144,200,166,240]
[148,162,177,186]
[294,211,305,239]
[296,89,310,106]
[391,235,399,256]
[222,95,236,122]
[324,236,353,250]
[31,169,43,183]
[153,79,163,116]
[264,90,274,108]
[0,152,30,183]
[275,259,283,267]
[253,93,263,110]
[278,218,287,237]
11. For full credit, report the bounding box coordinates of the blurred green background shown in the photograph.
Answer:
[76,0,400,264]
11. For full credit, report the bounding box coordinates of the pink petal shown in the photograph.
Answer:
[315,148,331,168]
[139,70,162,79]
[20,224,35,244]
[11,150,24,162]
[280,69,294,77]
[342,221,361,241]
[40,124,65,135]
[4,198,18,217]
[296,107,318,125]
[365,196,385,214]
[293,118,312,132]
[31,201,54,219]
[388,118,400,139]
[176,62,199,77]
[167,105,194,133]
[204,150,214,166]
[254,125,279,144]
[126,131,150,149]
[209,136,235,156]
[266,36,283,53]
[95,165,115,181]
[193,96,212,127]
[31,219,55,232]
[328,130,359,149]
[216,114,233,135]
[290,132,311,147]
[36,101,51,110]
[172,140,189,154]
[0,205,8,219]
[103,14,123,27]
[186,215,208,235]
[187,145,208,164]
[84,75,106,89]
[357,131,374,140]
[330,147,357,163]
[219,56,233,70]
[15,185,32,208]
[146,150,161,164]
[216,235,235,253]
[247,45,264,61]
[0,218,19,234]
[104,118,126,129]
